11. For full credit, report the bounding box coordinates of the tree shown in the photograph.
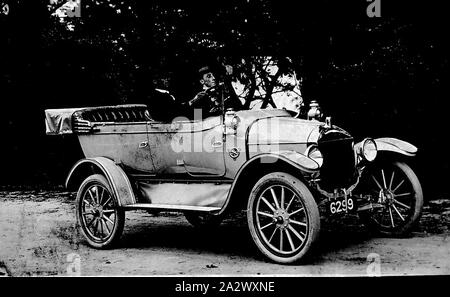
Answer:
[1,0,448,195]
[230,56,303,112]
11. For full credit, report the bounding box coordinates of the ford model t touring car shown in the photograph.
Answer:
[45,89,423,264]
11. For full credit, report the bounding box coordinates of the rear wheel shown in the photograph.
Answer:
[247,172,320,264]
[356,161,423,236]
[76,174,125,248]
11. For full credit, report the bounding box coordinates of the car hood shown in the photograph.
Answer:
[235,109,327,144]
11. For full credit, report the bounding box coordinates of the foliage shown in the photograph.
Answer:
[0,0,448,195]
[231,56,303,111]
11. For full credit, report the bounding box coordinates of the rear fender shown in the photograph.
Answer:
[65,157,136,206]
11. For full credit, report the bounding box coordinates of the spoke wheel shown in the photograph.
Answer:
[247,172,320,264]
[76,174,125,248]
[357,161,423,236]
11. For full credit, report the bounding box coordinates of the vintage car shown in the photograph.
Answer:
[45,90,423,264]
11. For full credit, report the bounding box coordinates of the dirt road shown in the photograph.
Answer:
[1,190,450,276]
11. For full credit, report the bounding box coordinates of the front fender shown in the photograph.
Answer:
[375,137,418,157]
[355,137,418,158]
[217,151,319,215]
[65,157,136,206]
[262,151,320,172]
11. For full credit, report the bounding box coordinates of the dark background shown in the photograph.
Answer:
[0,0,448,198]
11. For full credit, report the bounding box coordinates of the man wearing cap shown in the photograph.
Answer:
[188,65,242,117]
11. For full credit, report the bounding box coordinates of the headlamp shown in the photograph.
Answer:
[360,138,377,162]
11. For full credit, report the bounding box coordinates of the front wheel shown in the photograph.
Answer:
[356,161,423,236]
[247,172,320,264]
[76,174,125,248]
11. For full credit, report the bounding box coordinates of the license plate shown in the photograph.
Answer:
[328,195,356,214]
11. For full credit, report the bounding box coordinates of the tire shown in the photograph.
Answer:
[76,174,125,248]
[184,212,223,229]
[356,161,423,236]
[247,172,320,264]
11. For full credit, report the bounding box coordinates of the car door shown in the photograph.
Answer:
[146,120,187,175]
[78,122,155,173]
[179,116,226,176]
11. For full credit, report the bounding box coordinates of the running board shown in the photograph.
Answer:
[122,203,221,212]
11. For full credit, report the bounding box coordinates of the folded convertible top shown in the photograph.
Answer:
[45,107,85,135]
[45,104,151,135]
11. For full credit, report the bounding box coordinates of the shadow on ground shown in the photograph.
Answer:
[65,210,376,264]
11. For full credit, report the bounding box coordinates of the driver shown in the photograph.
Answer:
[188,65,242,117]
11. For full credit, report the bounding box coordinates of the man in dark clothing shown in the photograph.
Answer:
[188,65,242,117]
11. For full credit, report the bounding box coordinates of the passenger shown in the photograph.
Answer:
[188,65,242,117]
